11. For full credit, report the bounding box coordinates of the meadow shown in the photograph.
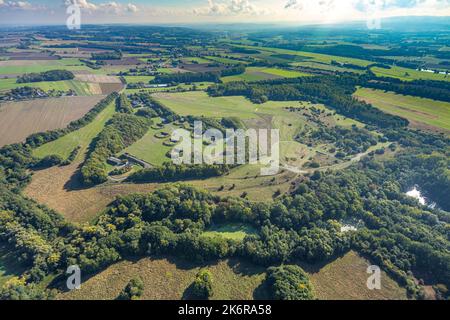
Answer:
[221,66,309,82]
[354,87,450,132]
[58,257,268,300]
[202,223,258,241]
[370,66,450,82]
[0,58,90,75]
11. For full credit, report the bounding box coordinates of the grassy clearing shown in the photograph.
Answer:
[203,223,258,241]
[222,66,308,82]
[301,251,408,300]
[354,87,450,132]
[371,66,450,82]
[58,257,267,300]
[33,99,116,160]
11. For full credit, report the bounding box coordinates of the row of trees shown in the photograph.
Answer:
[16,70,74,83]
[81,114,151,185]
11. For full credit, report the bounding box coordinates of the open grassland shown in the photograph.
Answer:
[203,223,258,241]
[152,91,305,119]
[0,78,95,95]
[236,44,373,67]
[33,99,115,160]
[0,96,104,147]
[25,160,158,223]
[205,56,246,65]
[371,66,450,82]
[119,121,176,166]
[222,66,309,82]
[58,257,267,300]
[0,58,90,75]
[123,75,155,84]
[354,87,450,133]
[301,251,408,300]
[58,251,407,300]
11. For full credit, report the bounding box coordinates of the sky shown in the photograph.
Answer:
[0,0,449,25]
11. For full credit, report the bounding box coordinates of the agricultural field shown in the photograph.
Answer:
[33,99,115,159]
[370,66,450,82]
[0,96,104,147]
[0,58,90,75]
[0,78,96,95]
[122,75,155,84]
[354,87,450,133]
[222,67,309,82]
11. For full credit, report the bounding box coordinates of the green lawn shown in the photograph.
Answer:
[33,100,116,160]
[222,66,309,82]
[371,66,450,82]
[152,91,305,119]
[354,87,450,132]
[202,223,258,241]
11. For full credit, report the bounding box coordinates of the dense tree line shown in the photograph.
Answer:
[91,51,122,60]
[127,163,230,183]
[16,70,74,83]
[116,93,133,113]
[81,114,151,185]
[151,65,246,85]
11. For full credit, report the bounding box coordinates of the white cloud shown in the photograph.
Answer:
[0,1,33,10]
[194,0,266,16]
[64,0,139,14]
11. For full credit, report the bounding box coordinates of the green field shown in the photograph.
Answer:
[202,223,258,241]
[235,44,374,67]
[0,58,90,75]
[119,119,175,166]
[0,78,94,95]
[33,100,116,159]
[222,66,309,82]
[354,87,450,132]
[205,56,246,65]
[371,66,450,82]
[123,75,155,84]
[152,91,305,119]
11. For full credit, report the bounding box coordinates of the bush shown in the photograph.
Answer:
[117,277,144,300]
[191,269,213,299]
[266,265,315,300]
